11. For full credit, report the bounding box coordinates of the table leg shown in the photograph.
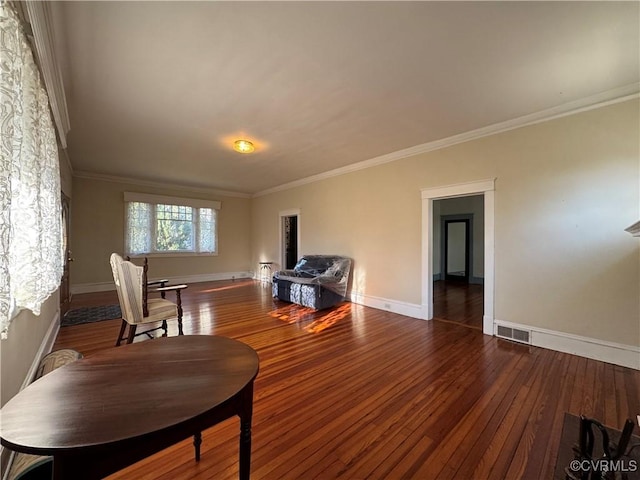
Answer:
[239,420,252,480]
[238,382,254,480]
[193,432,202,462]
[53,457,64,480]
[53,455,101,480]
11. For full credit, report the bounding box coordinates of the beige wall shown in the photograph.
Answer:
[0,293,59,407]
[70,177,252,286]
[252,99,640,347]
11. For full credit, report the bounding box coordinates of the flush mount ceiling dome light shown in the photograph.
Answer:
[233,139,255,153]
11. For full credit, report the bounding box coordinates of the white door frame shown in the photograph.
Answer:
[279,208,301,270]
[421,179,495,335]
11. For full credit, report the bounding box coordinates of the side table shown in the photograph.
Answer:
[259,262,273,283]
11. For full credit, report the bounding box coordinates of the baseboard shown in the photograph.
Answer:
[253,271,273,282]
[19,311,60,390]
[71,271,253,294]
[494,320,640,370]
[433,273,442,282]
[1,310,60,479]
[349,292,424,320]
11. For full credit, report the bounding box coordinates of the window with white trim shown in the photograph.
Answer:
[124,193,220,256]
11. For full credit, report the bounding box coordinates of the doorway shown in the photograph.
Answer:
[421,179,495,335]
[279,209,300,270]
[60,192,72,316]
[433,199,483,329]
[443,217,471,283]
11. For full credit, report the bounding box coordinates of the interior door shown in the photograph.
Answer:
[60,193,72,315]
[284,216,298,269]
[444,219,470,282]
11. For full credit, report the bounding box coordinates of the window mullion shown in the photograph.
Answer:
[152,203,158,253]
[194,207,200,252]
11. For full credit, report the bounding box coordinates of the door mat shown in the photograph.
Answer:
[62,305,121,327]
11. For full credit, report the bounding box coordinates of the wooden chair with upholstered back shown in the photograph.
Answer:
[110,253,188,346]
[125,255,170,298]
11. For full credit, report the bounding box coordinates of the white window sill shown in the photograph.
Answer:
[127,252,218,259]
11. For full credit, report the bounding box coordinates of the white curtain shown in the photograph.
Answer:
[0,4,63,338]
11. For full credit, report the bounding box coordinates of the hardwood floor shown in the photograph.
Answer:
[53,280,639,480]
[433,280,483,330]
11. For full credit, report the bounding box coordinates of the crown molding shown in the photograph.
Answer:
[254,83,640,198]
[73,171,252,199]
[24,1,70,149]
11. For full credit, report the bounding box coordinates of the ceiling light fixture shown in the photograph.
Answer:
[233,139,255,153]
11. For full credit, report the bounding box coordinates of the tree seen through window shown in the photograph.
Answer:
[156,204,194,251]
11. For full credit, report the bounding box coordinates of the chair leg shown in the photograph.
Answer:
[176,290,184,336]
[126,324,137,344]
[193,432,202,462]
[116,320,127,347]
[162,320,168,337]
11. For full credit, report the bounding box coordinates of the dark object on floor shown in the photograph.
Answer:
[554,412,640,480]
[272,255,352,310]
[61,304,121,326]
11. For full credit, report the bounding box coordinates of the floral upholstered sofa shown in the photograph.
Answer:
[272,255,352,310]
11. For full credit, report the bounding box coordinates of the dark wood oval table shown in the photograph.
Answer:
[0,335,259,480]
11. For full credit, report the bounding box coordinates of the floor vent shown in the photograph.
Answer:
[496,325,531,344]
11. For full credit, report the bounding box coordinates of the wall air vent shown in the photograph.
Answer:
[496,325,531,345]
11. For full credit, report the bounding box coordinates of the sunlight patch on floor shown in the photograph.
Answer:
[269,302,351,333]
[304,303,351,333]
[199,279,254,293]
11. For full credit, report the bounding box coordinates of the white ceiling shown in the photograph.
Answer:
[52,1,639,195]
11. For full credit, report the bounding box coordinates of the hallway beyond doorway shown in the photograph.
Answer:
[433,280,483,329]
